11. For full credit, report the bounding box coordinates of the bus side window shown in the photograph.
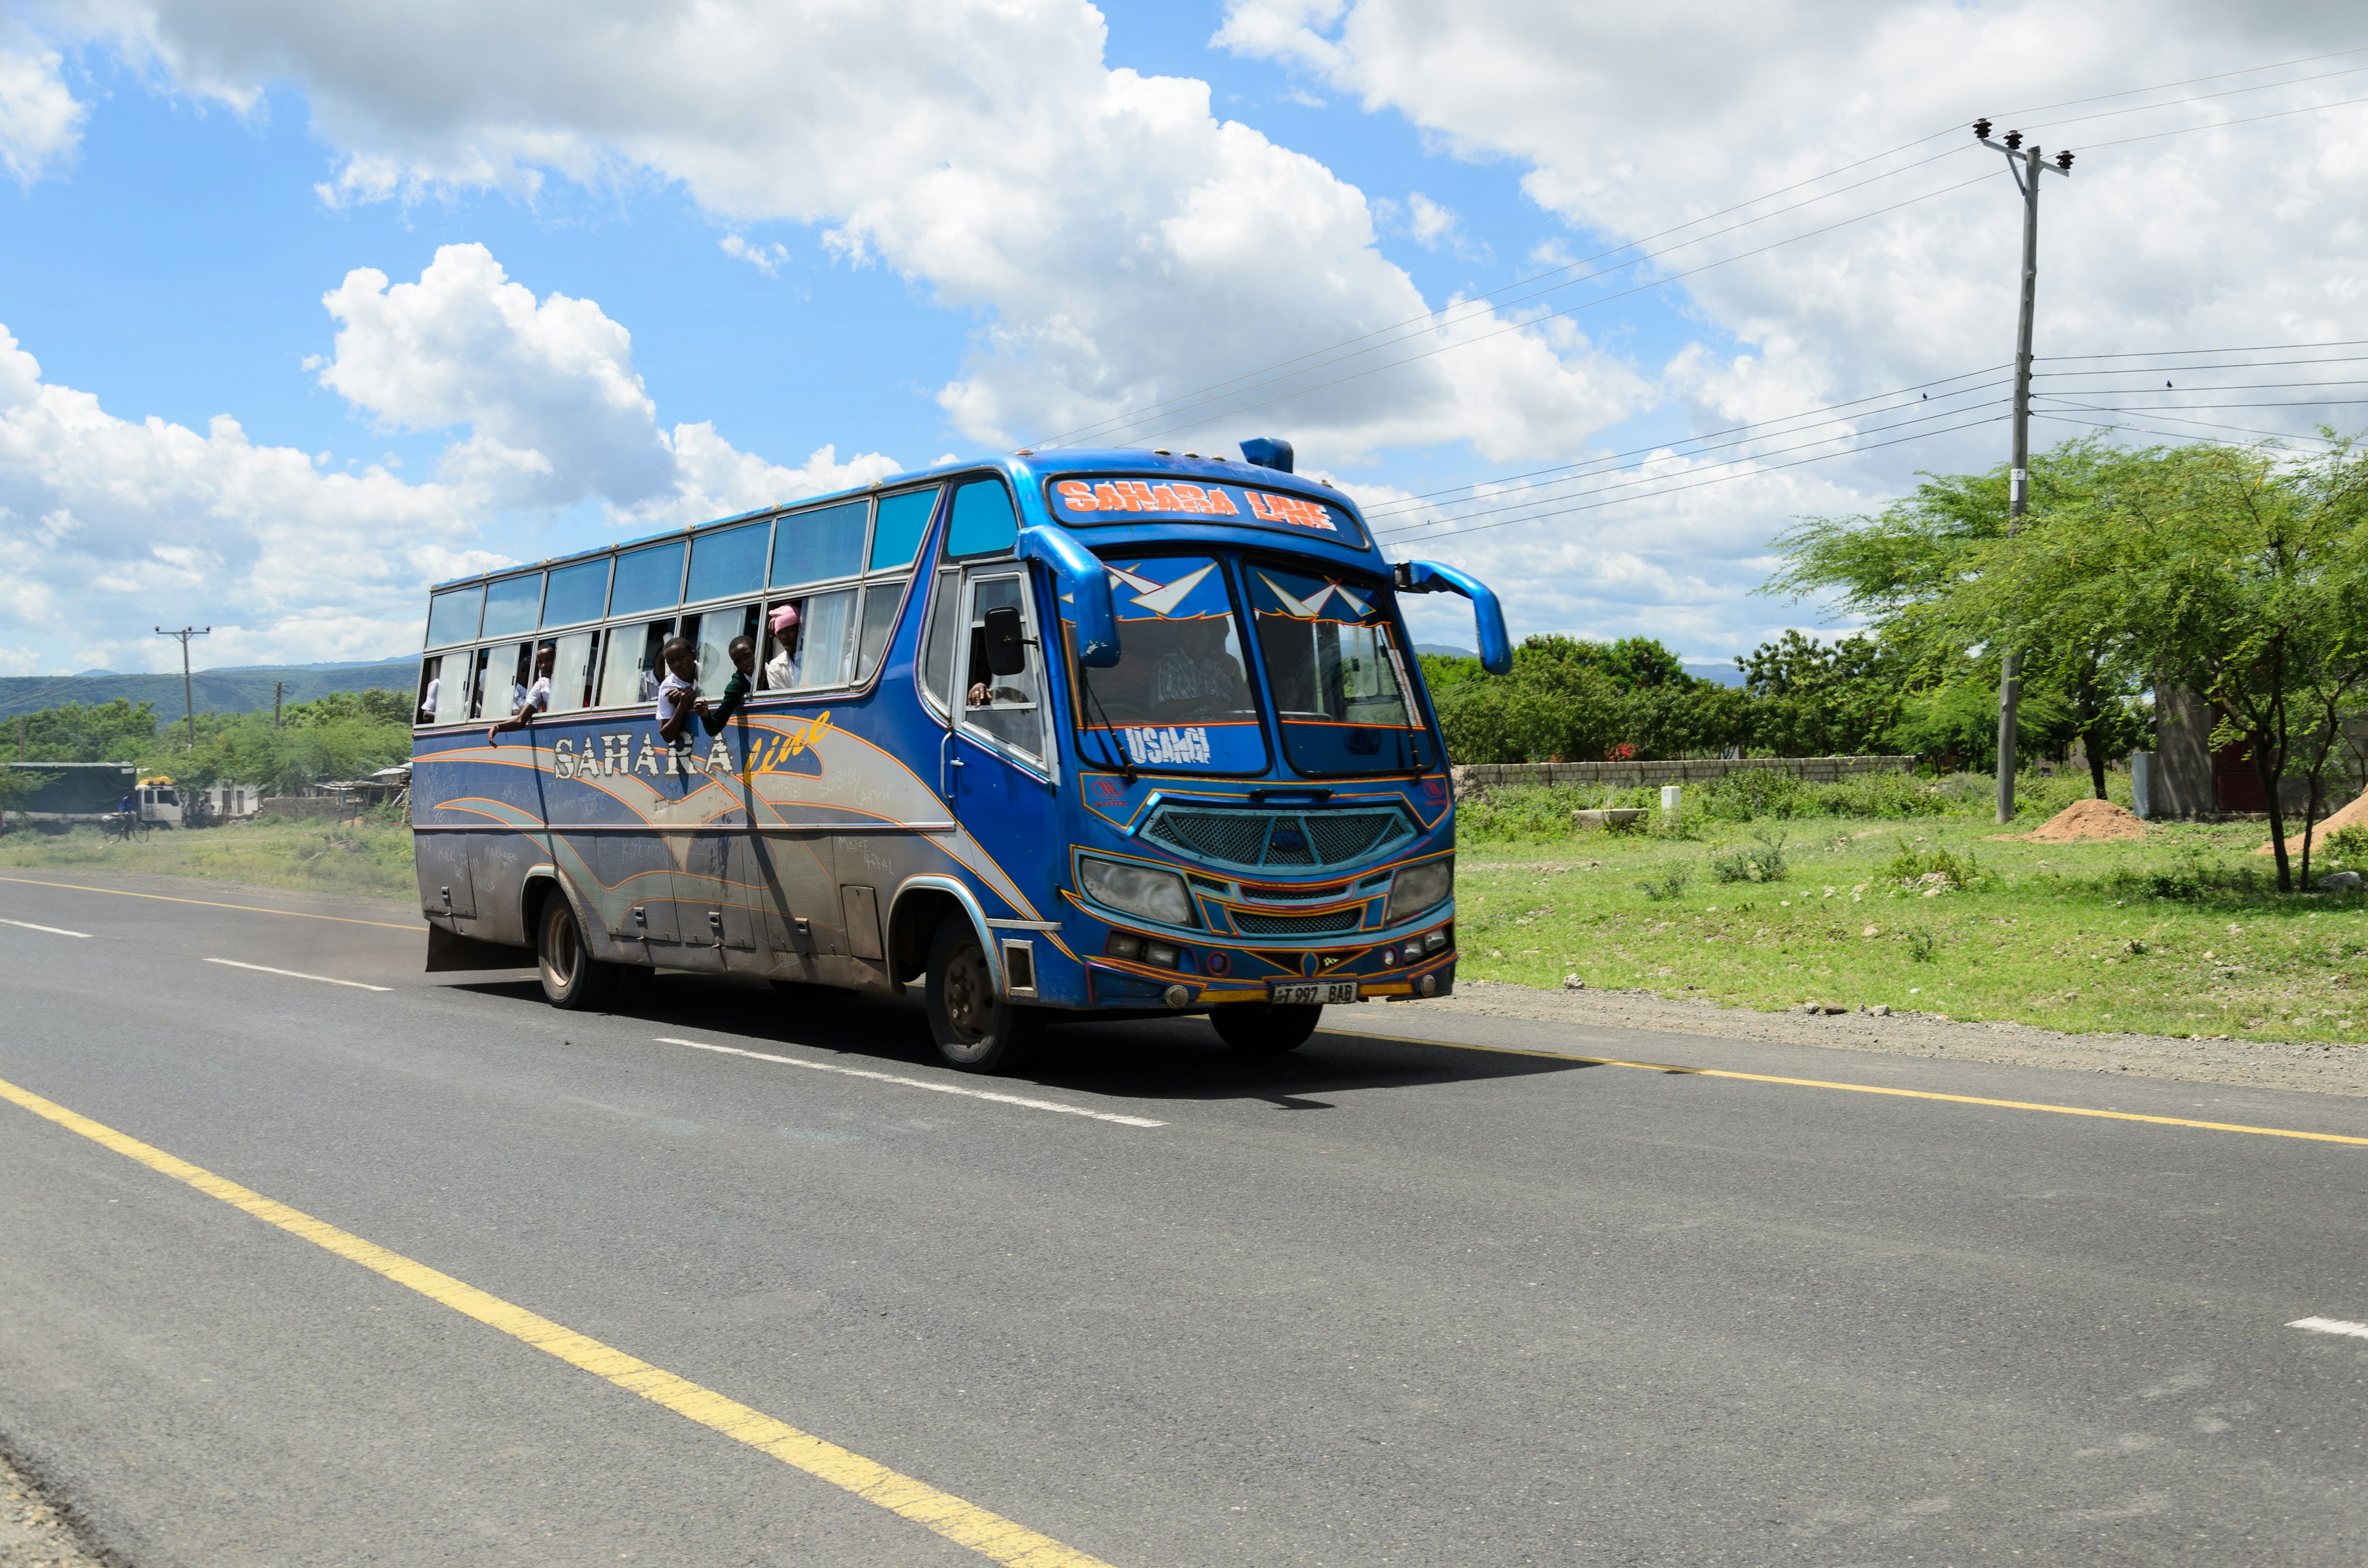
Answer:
[686,605,757,692]
[854,578,905,683]
[476,642,532,721]
[466,647,503,721]
[960,573,1044,763]
[548,629,600,715]
[435,652,477,726]
[416,655,446,726]
[918,568,961,715]
[598,619,674,708]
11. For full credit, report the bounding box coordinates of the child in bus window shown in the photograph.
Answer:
[487,642,557,746]
[763,602,801,689]
[703,636,756,735]
[656,634,705,744]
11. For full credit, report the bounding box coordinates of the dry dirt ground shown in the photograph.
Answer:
[0,1456,99,1568]
[1407,978,2368,1098]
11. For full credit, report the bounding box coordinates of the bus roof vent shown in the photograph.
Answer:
[1240,437,1294,473]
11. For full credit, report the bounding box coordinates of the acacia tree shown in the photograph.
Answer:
[1769,438,2147,797]
[2104,438,2368,891]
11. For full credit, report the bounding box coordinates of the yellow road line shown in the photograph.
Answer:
[1321,1028,2368,1148]
[0,876,420,932]
[0,1072,1115,1568]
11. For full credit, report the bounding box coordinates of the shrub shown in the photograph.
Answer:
[2317,824,2368,865]
[1638,863,1693,901]
[1878,839,1984,890]
[1711,831,1790,883]
[1905,927,1939,964]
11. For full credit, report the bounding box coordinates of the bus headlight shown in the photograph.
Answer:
[1385,856,1453,924]
[1079,856,1198,927]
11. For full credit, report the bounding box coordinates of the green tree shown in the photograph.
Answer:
[11,698,163,761]
[1733,631,1906,757]
[2099,437,2368,890]
[1773,438,2173,798]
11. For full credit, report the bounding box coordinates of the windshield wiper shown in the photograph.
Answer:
[1076,665,1137,784]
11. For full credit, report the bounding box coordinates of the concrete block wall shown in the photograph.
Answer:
[1451,755,1919,791]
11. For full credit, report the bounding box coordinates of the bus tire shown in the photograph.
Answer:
[538,895,619,1011]
[925,914,1040,1073]
[1211,1003,1322,1055]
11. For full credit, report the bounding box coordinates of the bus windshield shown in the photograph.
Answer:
[1246,564,1423,776]
[1073,554,1267,772]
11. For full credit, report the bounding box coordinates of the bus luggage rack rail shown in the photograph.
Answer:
[1143,804,1415,872]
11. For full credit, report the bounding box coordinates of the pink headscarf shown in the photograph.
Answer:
[769,603,800,634]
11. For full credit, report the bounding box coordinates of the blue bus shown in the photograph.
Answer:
[410,440,1511,1072]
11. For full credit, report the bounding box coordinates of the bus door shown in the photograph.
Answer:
[941,565,1060,908]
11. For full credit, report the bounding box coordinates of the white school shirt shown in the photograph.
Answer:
[524,674,551,713]
[656,671,695,726]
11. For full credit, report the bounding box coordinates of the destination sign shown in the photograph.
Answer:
[1047,477,1366,547]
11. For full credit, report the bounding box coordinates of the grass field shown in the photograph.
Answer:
[0,819,416,902]
[6,779,2362,1047]
[1456,776,2367,1046]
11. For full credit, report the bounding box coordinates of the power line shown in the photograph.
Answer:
[1372,394,2012,540]
[2034,353,2368,375]
[2014,60,2368,138]
[1371,412,2010,547]
[2076,91,2368,150]
[1127,168,2010,451]
[1024,132,1980,449]
[2032,394,2341,445]
[1990,42,2368,120]
[1040,142,1983,450]
[2018,378,2368,394]
[2039,336,2368,361]
[1362,366,2010,515]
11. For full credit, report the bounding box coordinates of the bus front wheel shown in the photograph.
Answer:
[538,895,619,1011]
[925,914,1040,1073]
[1211,1003,1322,1055]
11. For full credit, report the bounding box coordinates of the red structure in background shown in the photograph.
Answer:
[2215,743,2271,811]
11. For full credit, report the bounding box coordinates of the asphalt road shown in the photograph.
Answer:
[2,869,2365,1566]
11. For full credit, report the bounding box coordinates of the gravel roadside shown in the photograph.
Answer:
[1407,979,2368,1098]
[0,1455,101,1568]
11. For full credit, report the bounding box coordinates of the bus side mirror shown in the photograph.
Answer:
[1393,559,1513,675]
[982,605,1029,675]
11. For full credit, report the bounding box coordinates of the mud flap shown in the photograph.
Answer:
[425,922,534,972]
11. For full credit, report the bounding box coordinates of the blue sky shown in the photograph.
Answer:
[2,1,2361,675]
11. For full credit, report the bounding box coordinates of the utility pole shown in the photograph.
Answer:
[155,626,211,753]
[1974,119,2073,825]
[273,681,285,729]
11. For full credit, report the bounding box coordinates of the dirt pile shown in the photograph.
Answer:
[2028,798,2148,842]
[2255,789,2368,856]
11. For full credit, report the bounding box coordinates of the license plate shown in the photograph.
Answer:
[1270,980,1360,1005]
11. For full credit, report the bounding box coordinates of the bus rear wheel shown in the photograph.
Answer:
[1211,1003,1322,1055]
[538,895,619,1011]
[925,914,1040,1073]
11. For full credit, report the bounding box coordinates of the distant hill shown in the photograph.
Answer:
[0,659,418,720]
[1685,660,1745,688]
[1415,644,1476,660]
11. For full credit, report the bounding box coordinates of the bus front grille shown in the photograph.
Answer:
[1143,805,1415,872]
[1232,908,1366,936]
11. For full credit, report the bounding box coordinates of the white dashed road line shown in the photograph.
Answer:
[656,1036,1166,1128]
[0,918,91,938]
[204,958,392,992]
[2288,1316,2368,1340]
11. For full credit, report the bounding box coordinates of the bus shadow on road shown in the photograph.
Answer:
[443,974,1596,1109]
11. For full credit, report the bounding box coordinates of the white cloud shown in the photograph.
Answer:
[0,24,85,181]
[1405,191,1457,248]
[1217,0,2368,472]
[316,242,897,524]
[0,319,482,672]
[719,234,789,275]
[43,0,1647,467]
[0,244,902,672]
